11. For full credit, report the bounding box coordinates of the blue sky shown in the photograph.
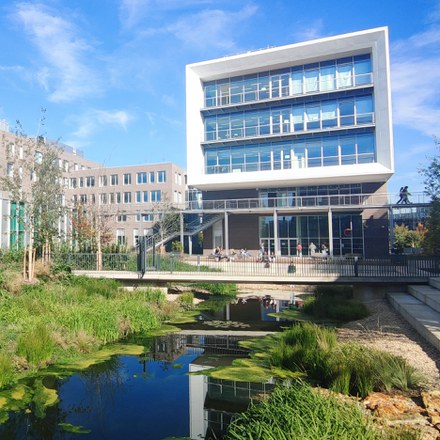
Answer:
[1,0,439,196]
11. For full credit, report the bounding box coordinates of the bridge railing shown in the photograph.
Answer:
[58,253,440,279]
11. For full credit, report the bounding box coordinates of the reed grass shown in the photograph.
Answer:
[227,382,393,440]
[0,350,14,389]
[17,322,55,366]
[263,322,421,397]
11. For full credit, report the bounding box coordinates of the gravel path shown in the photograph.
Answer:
[337,297,440,389]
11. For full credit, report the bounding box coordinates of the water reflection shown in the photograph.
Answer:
[0,333,274,440]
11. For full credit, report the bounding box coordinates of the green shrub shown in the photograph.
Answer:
[191,282,237,296]
[178,292,194,310]
[303,285,369,322]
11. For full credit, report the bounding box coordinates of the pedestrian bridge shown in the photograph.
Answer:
[69,254,440,286]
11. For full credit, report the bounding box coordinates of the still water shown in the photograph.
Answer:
[0,296,289,439]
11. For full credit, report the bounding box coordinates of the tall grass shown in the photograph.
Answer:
[17,323,55,366]
[0,351,14,388]
[227,382,399,440]
[0,273,179,389]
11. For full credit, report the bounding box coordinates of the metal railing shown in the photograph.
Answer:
[61,253,440,279]
[183,192,431,212]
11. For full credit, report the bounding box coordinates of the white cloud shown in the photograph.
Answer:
[289,19,324,43]
[139,4,258,50]
[172,5,258,50]
[391,12,440,137]
[13,2,100,102]
[71,109,133,138]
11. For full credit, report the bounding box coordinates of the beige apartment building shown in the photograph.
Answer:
[0,125,187,250]
[65,163,186,249]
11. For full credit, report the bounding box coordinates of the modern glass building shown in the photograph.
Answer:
[186,27,394,257]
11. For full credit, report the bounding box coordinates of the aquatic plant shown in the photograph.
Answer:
[202,322,422,398]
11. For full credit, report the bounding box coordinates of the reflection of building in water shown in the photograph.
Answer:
[187,334,274,440]
[146,333,188,362]
[202,297,292,323]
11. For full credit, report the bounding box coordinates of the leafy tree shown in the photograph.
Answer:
[423,198,440,255]
[419,136,440,254]
[419,136,440,199]
[0,114,65,279]
[393,223,425,252]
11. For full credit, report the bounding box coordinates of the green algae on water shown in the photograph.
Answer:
[59,422,92,434]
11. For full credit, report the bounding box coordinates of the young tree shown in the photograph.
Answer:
[0,116,65,280]
[70,199,114,270]
[151,193,180,253]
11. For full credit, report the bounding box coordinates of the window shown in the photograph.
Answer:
[123,192,131,203]
[99,193,107,204]
[63,160,69,172]
[116,192,121,204]
[86,176,95,187]
[6,162,13,177]
[7,144,15,156]
[99,175,108,187]
[137,172,147,184]
[35,151,43,164]
[110,193,115,204]
[136,191,141,203]
[111,174,118,186]
[157,171,166,183]
[151,190,161,202]
[79,177,84,188]
[117,215,127,222]
[116,229,126,245]
[80,194,87,203]
[143,191,148,202]
[123,173,131,185]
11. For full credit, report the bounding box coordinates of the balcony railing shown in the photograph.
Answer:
[183,192,431,212]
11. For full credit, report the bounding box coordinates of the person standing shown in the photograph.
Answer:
[308,242,317,256]
[396,187,404,204]
[296,243,303,257]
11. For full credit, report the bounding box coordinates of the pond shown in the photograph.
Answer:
[0,299,285,440]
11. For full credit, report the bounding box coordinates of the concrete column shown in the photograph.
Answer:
[328,208,333,257]
[188,235,193,256]
[224,211,229,252]
[273,209,279,256]
[180,212,184,247]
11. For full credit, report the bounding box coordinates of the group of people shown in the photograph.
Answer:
[307,241,328,256]
[397,186,411,204]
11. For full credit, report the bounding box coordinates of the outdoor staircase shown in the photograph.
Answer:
[388,278,440,351]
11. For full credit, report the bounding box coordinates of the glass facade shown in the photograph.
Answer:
[204,54,372,107]
[205,132,375,174]
[259,212,363,256]
[204,94,373,141]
